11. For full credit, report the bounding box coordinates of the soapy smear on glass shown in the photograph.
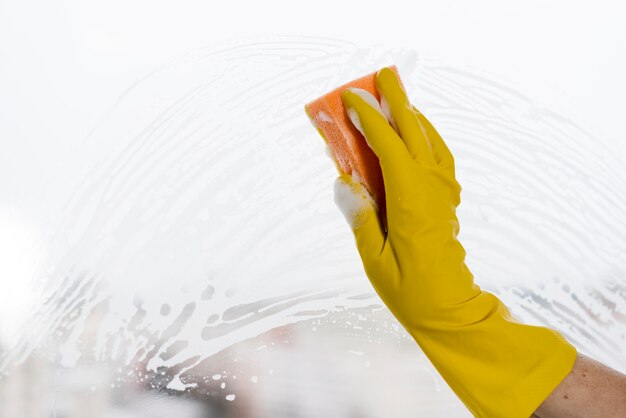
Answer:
[0,35,624,417]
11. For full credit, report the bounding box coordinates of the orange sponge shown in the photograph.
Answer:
[304,65,402,224]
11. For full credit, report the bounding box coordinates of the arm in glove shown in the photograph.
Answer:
[334,67,577,418]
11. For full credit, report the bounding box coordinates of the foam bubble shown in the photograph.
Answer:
[333,175,374,229]
[379,94,398,133]
[347,88,385,117]
[324,143,335,160]
[316,111,332,123]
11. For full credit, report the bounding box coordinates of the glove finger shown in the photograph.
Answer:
[375,67,437,167]
[334,173,386,263]
[340,88,413,191]
[411,105,455,168]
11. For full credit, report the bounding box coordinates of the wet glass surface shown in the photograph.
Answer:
[1,19,625,418]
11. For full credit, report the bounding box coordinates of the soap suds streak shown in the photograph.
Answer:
[1,36,624,388]
[379,94,398,133]
[316,111,332,123]
[334,175,374,230]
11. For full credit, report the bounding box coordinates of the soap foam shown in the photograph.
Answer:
[346,107,364,137]
[324,143,335,160]
[345,87,391,151]
[333,174,374,230]
[316,111,332,123]
[347,88,385,117]
[379,94,398,133]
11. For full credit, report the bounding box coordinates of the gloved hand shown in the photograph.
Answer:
[334,67,577,418]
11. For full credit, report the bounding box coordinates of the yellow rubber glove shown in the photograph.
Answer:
[334,67,577,418]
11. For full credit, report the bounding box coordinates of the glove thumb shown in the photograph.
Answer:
[333,172,386,262]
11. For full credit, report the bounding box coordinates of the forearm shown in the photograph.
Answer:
[534,352,626,418]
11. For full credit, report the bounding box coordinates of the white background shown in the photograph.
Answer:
[2,0,625,168]
[2,0,625,230]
